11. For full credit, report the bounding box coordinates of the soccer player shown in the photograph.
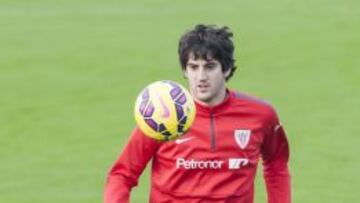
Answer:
[104,24,291,203]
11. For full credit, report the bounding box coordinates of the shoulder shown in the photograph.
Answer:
[130,127,162,146]
[229,90,278,119]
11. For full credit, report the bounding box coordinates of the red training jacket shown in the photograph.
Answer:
[105,90,291,203]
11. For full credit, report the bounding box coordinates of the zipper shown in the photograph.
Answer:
[210,112,216,151]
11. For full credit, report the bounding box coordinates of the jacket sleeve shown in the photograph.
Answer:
[261,109,291,203]
[104,127,160,203]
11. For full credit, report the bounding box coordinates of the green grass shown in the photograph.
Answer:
[0,0,359,202]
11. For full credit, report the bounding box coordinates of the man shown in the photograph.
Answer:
[105,24,291,203]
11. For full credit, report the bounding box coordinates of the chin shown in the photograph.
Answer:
[195,95,213,104]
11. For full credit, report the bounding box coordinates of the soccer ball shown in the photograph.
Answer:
[134,80,196,141]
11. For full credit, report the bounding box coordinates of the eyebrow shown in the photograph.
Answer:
[186,62,198,66]
[187,60,218,66]
[205,61,217,65]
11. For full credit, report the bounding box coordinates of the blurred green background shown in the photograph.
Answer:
[1,0,359,202]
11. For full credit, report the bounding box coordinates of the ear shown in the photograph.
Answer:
[224,68,231,78]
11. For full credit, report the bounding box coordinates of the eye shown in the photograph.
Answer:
[205,63,217,70]
[187,64,198,71]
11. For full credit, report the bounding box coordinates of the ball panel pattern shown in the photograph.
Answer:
[134,80,195,141]
[145,118,158,131]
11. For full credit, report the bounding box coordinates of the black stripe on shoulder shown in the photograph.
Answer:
[233,91,272,107]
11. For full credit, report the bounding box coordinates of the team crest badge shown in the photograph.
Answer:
[234,129,251,149]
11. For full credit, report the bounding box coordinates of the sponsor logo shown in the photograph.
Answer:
[175,137,195,144]
[176,158,249,170]
[234,129,251,149]
[156,93,170,118]
[228,158,249,169]
[176,158,224,169]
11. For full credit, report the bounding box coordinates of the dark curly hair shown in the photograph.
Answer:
[178,24,237,81]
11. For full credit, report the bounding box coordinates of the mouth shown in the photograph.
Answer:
[197,84,209,92]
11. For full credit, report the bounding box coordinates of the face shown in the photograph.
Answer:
[184,54,230,106]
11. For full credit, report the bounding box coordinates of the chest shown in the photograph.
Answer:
[157,113,268,160]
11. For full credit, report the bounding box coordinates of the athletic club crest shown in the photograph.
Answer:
[234,129,251,149]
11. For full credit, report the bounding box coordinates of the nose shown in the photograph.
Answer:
[198,67,208,81]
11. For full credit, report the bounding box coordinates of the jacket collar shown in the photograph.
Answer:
[194,89,234,115]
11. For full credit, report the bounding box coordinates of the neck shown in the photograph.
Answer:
[195,89,228,107]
